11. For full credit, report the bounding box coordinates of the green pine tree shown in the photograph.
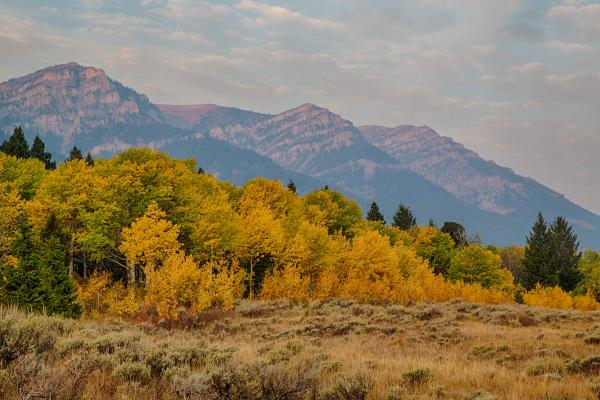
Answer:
[522,212,552,289]
[1,126,30,159]
[287,180,297,194]
[548,216,582,291]
[84,152,95,167]
[0,216,81,318]
[366,201,385,224]
[392,203,416,230]
[69,146,83,161]
[30,135,56,169]
[441,221,468,248]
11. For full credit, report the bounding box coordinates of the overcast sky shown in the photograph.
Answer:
[1,0,599,213]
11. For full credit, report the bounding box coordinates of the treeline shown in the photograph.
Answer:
[0,127,599,320]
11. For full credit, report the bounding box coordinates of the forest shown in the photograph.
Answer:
[1,127,599,322]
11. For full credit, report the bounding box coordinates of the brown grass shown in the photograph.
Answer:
[2,300,600,399]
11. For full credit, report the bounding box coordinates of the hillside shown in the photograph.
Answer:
[2,62,600,247]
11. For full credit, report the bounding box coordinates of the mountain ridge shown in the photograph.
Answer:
[2,62,599,247]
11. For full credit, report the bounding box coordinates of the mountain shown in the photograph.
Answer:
[357,125,600,242]
[2,62,599,247]
[0,62,189,156]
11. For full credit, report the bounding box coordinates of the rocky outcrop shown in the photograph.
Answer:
[358,125,529,214]
[0,62,164,149]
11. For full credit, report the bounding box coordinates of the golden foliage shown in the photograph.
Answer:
[260,264,310,304]
[523,284,600,310]
[144,252,244,320]
[119,202,181,270]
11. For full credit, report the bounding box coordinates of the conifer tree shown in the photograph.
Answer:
[441,221,468,248]
[0,216,81,318]
[392,203,416,230]
[30,135,56,169]
[287,179,297,194]
[522,213,552,289]
[68,145,83,161]
[366,201,385,224]
[0,126,30,159]
[84,152,95,167]
[548,216,582,291]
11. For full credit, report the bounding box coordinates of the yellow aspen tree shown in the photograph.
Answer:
[0,188,24,265]
[341,230,400,302]
[238,206,285,298]
[119,202,182,284]
[29,159,106,277]
[260,264,309,303]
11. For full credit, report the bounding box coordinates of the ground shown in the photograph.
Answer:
[2,300,600,399]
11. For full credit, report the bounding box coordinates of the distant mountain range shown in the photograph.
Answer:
[1,62,599,248]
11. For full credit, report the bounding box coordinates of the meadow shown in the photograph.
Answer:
[2,299,600,400]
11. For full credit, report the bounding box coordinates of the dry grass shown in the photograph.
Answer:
[2,300,600,399]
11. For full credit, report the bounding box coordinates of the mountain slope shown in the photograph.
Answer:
[0,62,184,155]
[358,125,600,240]
[2,63,599,247]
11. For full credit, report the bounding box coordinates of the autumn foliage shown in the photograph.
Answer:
[1,148,599,321]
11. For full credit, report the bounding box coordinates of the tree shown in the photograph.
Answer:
[0,217,81,318]
[447,244,508,288]
[392,203,416,230]
[577,250,600,301]
[85,152,95,167]
[548,216,581,291]
[500,246,525,286]
[119,202,182,285]
[238,206,285,298]
[304,189,362,236]
[522,213,551,289]
[197,166,205,175]
[69,146,83,161]
[441,221,467,248]
[1,126,30,159]
[366,201,385,224]
[287,179,297,194]
[414,226,455,275]
[30,135,56,169]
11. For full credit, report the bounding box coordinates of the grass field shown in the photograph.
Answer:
[2,300,600,399]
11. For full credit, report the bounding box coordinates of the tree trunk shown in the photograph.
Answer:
[249,259,254,299]
[127,263,136,287]
[68,234,74,277]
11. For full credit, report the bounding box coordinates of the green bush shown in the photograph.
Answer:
[112,362,150,383]
[401,367,434,386]
[0,314,66,364]
[319,372,372,400]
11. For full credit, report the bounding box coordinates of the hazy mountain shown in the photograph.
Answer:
[358,125,600,241]
[2,63,599,247]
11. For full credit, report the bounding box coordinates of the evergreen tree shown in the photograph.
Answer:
[68,146,83,161]
[85,152,95,167]
[441,221,468,248]
[30,135,56,169]
[428,218,437,228]
[392,203,416,230]
[287,179,297,194]
[0,126,30,159]
[548,216,582,291]
[0,216,81,318]
[366,201,385,224]
[522,213,552,289]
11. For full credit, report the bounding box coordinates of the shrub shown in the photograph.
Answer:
[319,372,372,400]
[112,362,150,383]
[401,367,435,386]
[0,314,65,364]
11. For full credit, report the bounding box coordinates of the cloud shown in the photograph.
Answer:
[547,2,600,35]
[237,1,343,30]
[546,40,596,52]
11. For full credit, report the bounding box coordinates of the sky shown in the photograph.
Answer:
[1,0,599,213]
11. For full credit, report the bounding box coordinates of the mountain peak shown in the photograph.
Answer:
[0,62,162,144]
